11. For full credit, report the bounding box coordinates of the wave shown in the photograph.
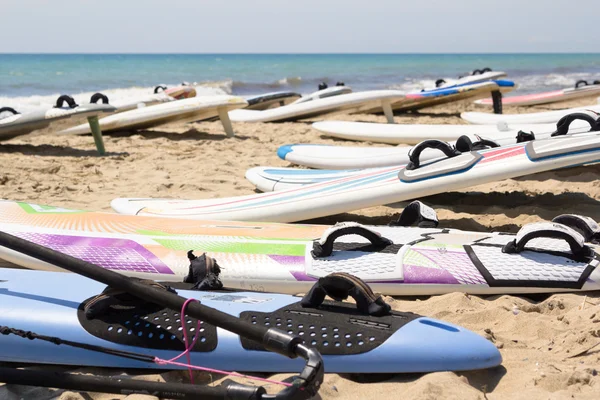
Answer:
[228,76,357,96]
[508,72,594,92]
[0,83,230,114]
[194,79,233,94]
[231,77,303,92]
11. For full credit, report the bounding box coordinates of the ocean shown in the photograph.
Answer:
[2,53,600,113]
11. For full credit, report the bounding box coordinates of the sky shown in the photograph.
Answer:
[1,0,598,53]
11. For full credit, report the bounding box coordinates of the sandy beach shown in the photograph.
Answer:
[1,97,599,399]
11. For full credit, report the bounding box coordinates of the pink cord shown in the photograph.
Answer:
[153,299,294,388]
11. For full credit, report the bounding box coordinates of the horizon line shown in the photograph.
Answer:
[2,52,600,55]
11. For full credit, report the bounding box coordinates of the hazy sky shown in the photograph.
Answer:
[1,0,597,53]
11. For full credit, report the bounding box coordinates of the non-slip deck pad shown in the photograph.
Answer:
[308,230,599,289]
[77,297,218,352]
[240,301,419,355]
[465,243,595,288]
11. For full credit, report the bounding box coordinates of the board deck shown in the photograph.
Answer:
[310,119,590,145]
[0,103,116,141]
[292,86,353,104]
[0,268,502,373]
[1,201,599,296]
[462,104,600,125]
[387,80,515,113]
[61,96,248,135]
[227,90,406,123]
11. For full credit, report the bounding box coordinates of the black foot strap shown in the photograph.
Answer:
[455,135,501,152]
[389,200,439,228]
[406,139,461,170]
[516,130,536,142]
[312,223,392,258]
[185,251,223,290]
[90,93,110,104]
[54,95,78,109]
[551,112,600,137]
[301,272,391,317]
[552,214,600,244]
[84,279,177,320]
[0,107,19,116]
[502,222,593,262]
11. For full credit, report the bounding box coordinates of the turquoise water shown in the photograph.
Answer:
[2,53,600,110]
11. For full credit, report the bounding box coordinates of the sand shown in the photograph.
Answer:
[1,96,599,399]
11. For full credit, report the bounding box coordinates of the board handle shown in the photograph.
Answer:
[301,272,391,317]
[312,222,392,258]
[406,139,461,170]
[502,222,592,261]
[455,135,501,152]
[551,112,600,137]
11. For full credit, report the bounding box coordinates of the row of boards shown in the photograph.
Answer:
[1,75,514,142]
[228,80,514,123]
[109,132,600,222]
[0,199,594,372]
[275,111,597,169]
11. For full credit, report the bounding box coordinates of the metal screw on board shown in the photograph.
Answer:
[87,115,106,155]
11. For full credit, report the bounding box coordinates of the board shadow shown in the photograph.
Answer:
[105,128,251,142]
[0,143,128,158]
[303,191,600,232]
[512,163,600,183]
[0,288,81,309]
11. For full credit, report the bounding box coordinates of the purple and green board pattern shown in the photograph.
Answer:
[0,201,599,295]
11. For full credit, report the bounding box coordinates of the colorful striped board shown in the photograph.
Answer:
[391,80,515,112]
[1,201,599,296]
[280,119,594,169]
[435,70,507,87]
[246,166,365,192]
[0,268,501,372]
[112,133,600,222]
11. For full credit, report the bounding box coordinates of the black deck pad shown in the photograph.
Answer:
[77,297,218,352]
[240,301,419,355]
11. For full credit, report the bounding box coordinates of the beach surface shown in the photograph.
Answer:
[1,97,599,399]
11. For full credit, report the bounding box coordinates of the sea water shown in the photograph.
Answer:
[2,53,600,113]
